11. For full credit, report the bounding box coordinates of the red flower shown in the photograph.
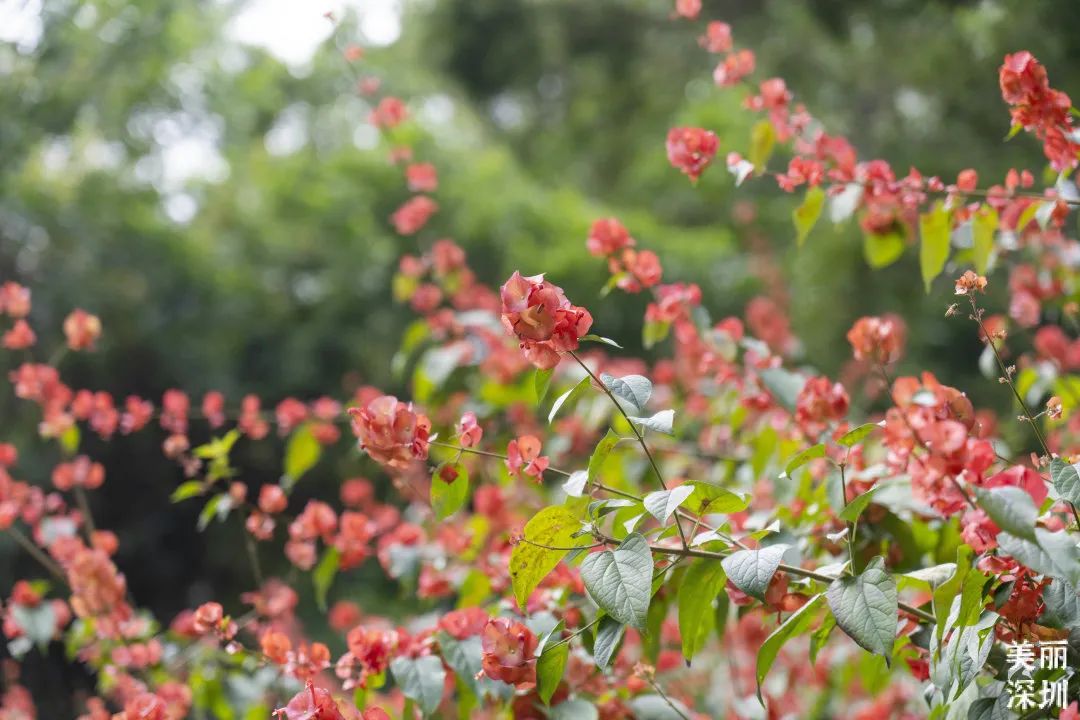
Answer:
[846,315,906,364]
[673,0,700,19]
[586,217,635,257]
[500,272,592,369]
[665,127,719,181]
[506,435,549,481]
[713,49,755,87]
[699,22,732,53]
[368,97,408,129]
[794,377,849,437]
[391,196,438,235]
[480,617,537,688]
[348,395,431,469]
[982,464,1048,505]
[2,320,35,350]
[63,309,102,351]
[0,283,31,318]
[405,162,438,192]
[52,457,105,491]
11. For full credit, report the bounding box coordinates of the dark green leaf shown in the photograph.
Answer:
[973,486,1038,542]
[593,615,624,670]
[756,594,824,703]
[678,560,726,661]
[826,556,897,663]
[431,461,470,519]
[536,637,568,704]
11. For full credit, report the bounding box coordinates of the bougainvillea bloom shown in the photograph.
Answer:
[506,435,549,481]
[499,272,592,369]
[586,217,635,257]
[390,196,438,236]
[348,395,431,469]
[368,97,407,129]
[273,682,346,720]
[63,309,102,351]
[794,377,849,437]
[846,315,906,363]
[665,127,719,181]
[480,617,537,688]
[405,162,438,192]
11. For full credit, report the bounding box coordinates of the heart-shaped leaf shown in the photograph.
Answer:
[825,556,897,662]
[643,485,694,525]
[581,533,653,629]
[600,374,652,413]
[1050,458,1080,506]
[721,544,790,601]
[973,486,1038,542]
[390,655,446,716]
[678,559,726,661]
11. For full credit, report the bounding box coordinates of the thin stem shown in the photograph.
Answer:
[547,617,600,650]
[244,530,265,587]
[969,296,1050,456]
[520,538,604,552]
[74,485,97,539]
[644,542,936,624]
[568,350,689,550]
[6,527,67,584]
[839,462,856,572]
[642,674,690,720]
[430,440,572,477]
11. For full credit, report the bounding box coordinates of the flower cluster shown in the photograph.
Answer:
[499,271,593,369]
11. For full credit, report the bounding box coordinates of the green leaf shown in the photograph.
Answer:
[59,425,80,456]
[11,603,56,649]
[825,556,897,663]
[973,486,1037,542]
[588,429,620,485]
[782,443,825,478]
[686,482,750,515]
[197,493,232,532]
[509,505,587,610]
[563,471,588,498]
[643,318,670,349]
[551,700,598,720]
[863,230,905,269]
[809,611,836,664]
[599,373,652,413]
[580,533,653,629]
[390,655,446,717]
[1049,458,1080,506]
[643,486,694,526]
[627,410,674,435]
[972,206,998,275]
[678,560,726,661]
[593,615,624,669]
[998,528,1080,586]
[756,594,824,703]
[919,202,951,292]
[313,547,339,612]
[1040,578,1080,630]
[837,423,881,448]
[721,544,789,601]
[283,425,321,487]
[431,461,470,519]
[534,368,555,404]
[170,480,205,503]
[536,637,569,704]
[840,484,885,523]
[793,186,825,247]
[758,367,805,412]
[749,119,776,171]
[581,334,623,349]
[549,377,591,424]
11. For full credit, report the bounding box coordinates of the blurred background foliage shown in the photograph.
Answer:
[2,0,1079,710]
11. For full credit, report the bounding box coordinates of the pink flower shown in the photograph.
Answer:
[405,162,438,192]
[499,272,593,369]
[369,97,408,129]
[480,617,537,688]
[982,464,1048,505]
[273,681,346,720]
[63,309,102,351]
[506,435,548,481]
[391,196,438,235]
[847,315,906,364]
[699,22,732,53]
[2,320,35,350]
[673,0,700,19]
[586,217,635,257]
[347,395,431,469]
[713,49,755,87]
[457,411,483,447]
[666,127,718,181]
